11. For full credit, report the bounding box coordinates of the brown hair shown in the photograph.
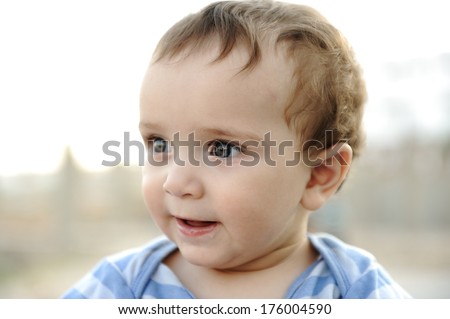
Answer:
[152,0,366,157]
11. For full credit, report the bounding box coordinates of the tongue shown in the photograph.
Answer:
[185,220,215,227]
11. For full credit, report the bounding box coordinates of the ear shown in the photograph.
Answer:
[300,143,352,211]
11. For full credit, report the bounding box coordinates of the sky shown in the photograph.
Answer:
[1,0,449,175]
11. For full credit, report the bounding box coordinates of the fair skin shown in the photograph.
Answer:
[139,42,352,298]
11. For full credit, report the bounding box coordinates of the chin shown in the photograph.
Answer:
[179,247,229,269]
[183,251,217,267]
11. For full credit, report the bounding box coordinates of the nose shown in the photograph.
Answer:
[163,159,204,199]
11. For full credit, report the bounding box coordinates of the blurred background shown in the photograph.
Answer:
[0,0,449,298]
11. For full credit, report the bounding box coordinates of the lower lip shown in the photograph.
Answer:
[175,218,218,237]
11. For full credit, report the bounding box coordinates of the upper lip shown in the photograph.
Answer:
[172,214,217,223]
[176,217,217,224]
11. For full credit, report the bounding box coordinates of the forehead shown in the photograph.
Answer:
[140,43,294,133]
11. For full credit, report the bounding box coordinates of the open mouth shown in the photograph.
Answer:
[175,218,218,237]
[182,219,216,227]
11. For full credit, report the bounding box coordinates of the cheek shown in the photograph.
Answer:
[225,167,306,218]
[213,170,294,226]
[141,170,165,216]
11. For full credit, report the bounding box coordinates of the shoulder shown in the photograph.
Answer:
[62,236,177,298]
[309,233,411,298]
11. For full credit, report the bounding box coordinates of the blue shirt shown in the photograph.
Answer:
[62,233,410,298]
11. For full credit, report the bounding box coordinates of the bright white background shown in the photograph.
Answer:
[1,0,450,175]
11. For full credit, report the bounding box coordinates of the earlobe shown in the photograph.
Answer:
[300,143,352,211]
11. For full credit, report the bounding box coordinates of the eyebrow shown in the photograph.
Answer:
[139,122,262,141]
[139,121,163,131]
[196,127,262,141]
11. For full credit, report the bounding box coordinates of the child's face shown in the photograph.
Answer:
[140,44,313,271]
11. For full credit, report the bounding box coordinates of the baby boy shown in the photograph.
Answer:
[63,0,410,298]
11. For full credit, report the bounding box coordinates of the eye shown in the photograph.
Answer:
[148,137,169,153]
[208,140,241,158]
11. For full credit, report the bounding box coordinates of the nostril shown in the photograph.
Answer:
[163,177,203,199]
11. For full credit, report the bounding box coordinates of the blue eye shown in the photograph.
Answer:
[149,137,169,153]
[208,140,241,158]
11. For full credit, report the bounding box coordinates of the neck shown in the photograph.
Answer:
[221,234,312,273]
[165,233,319,298]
